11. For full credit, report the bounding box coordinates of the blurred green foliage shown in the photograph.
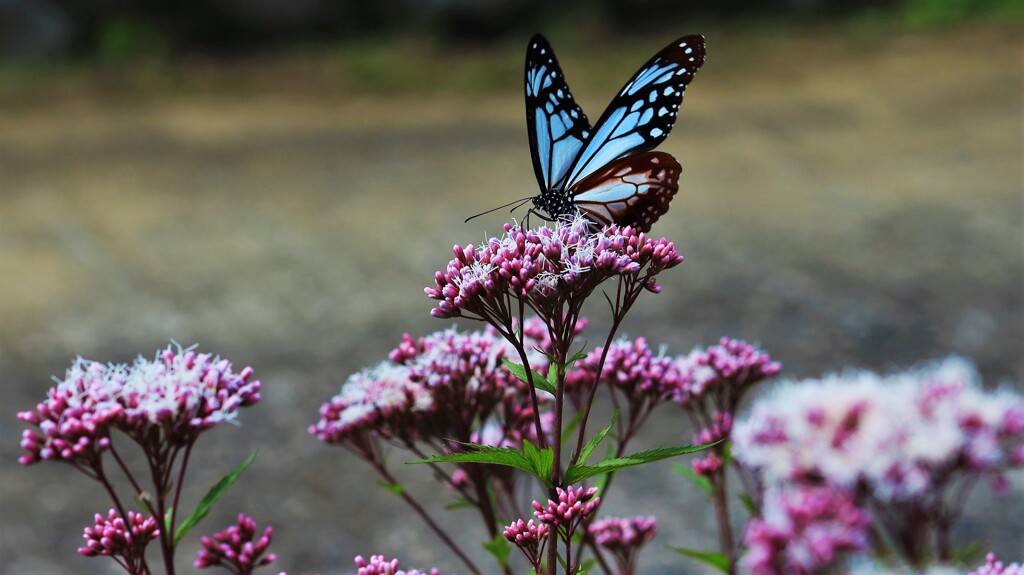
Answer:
[901,0,1023,25]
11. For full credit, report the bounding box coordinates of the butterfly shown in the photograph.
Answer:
[524,33,705,232]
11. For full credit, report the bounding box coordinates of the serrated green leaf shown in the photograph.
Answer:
[376,480,404,496]
[482,532,512,568]
[502,359,555,395]
[672,463,715,496]
[567,349,589,366]
[670,546,730,573]
[576,410,619,467]
[565,442,716,484]
[409,443,552,486]
[521,440,554,479]
[174,450,257,545]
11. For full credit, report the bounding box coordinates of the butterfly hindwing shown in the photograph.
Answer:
[571,151,681,232]
[525,34,592,192]
[563,35,705,191]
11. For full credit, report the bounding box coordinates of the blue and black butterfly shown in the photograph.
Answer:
[524,33,705,232]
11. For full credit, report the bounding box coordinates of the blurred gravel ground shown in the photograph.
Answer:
[0,25,1021,574]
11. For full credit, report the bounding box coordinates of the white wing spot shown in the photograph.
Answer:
[685,47,693,54]
[678,42,687,48]
[658,107,669,116]
[663,87,675,96]
[650,127,664,138]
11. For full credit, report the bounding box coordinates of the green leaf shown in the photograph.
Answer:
[565,442,716,484]
[561,409,584,449]
[670,547,730,573]
[576,410,619,467]
[521,440,554,480]
[576,558,597,575]
[174,450,257,545]
[739,492,758,515]
[409,443,552,486]
[376,480,404,496]
[567,349,589,366]
[445,495,477,511]
[502,359,555,395]
[482,532,512,568]
[672,463,715,496]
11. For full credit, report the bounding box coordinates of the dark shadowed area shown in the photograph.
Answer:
[0,5,1022,574]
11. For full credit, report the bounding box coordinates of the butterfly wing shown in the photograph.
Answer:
[525,33,592,193]
[563,35,705,191]
[571,151,681,232]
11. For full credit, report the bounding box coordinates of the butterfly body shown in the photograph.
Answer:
[523,33,705,232]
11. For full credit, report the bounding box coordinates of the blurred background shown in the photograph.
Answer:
[1,0,1021,573]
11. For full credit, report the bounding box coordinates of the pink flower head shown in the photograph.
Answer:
[567,337,681,410]
[18,359,123,466]
[311,325,552,454]
[19,345,260,465]
[589,515,657,550]
[425,216,683,321]
[354,555,443,575]
[741,485,869,575]
[309,362,431,448]
[79,509,159,571]
[195,514,276,574]
[503,518,549,571]
[969,553,1024,575]
[532,485,600,537]
[674,338,780,406]
[734,358,1024,502]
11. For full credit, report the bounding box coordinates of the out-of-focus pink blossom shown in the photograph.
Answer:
[195,514,276,575]
[734,358,1024,502]
[588,516,657,574]
[354,554,444,575]
[969,553,1024,575]
[741,485,870,575]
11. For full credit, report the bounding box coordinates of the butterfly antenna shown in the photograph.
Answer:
[464,196,534,223]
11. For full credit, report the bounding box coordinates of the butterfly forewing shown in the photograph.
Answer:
[563,35,705,191]
[571,151,681,233]
[525,34,592,192]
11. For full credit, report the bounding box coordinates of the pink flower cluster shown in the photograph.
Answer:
[311,326,548,451]
[195,514,276,574]
[674,337,782,406]
[733,358,1024,502]
[567,337,678,409]
[79,509,159,571]
[502,519,549,571]
[589,515,657,548]
[425,216,683,320]
[506,487,599,572]
[970,553,1024,575]
[532,485,600,529]
[19,345,261,466]
[741,485,870,575]
[354,555,443,575]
